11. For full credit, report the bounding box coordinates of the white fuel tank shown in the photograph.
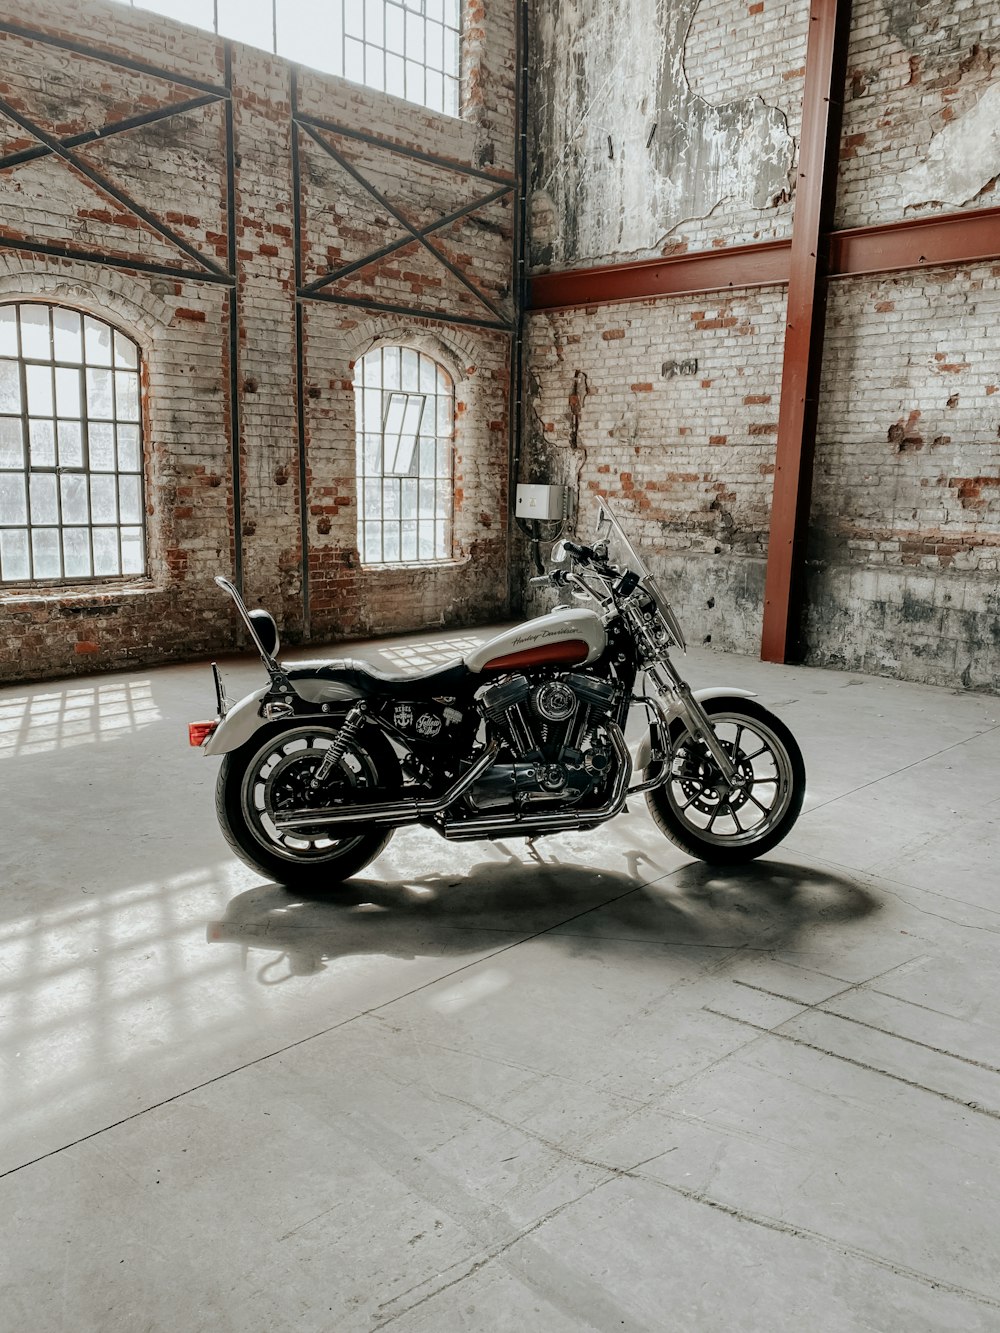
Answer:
[464,608,606,674]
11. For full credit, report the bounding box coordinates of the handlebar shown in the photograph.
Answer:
[530,569,572,587]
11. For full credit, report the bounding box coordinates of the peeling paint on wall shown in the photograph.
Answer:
[891,82,1000,210]
[838,0,1000,228]
[530,0,795,267]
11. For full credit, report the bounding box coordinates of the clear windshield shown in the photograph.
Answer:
[595,501,687,652]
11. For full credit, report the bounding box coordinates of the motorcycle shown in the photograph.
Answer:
[189,502,806,890]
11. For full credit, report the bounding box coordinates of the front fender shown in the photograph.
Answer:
[635,687,757,771]
[202,675,364,756]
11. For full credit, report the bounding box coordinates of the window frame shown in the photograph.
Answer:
[354,344,456,568]
[115,0,463,118]
[0,302,148,589]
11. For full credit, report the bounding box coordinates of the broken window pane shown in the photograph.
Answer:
[84,317,113,367]
[53,309,83,363]
[0,307,17,358]
[20,306,50,361]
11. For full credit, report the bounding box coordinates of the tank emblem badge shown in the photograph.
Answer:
[415,712,443,738]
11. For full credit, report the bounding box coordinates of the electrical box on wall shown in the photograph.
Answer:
[515,484,565,522]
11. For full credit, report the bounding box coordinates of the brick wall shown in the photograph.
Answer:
[0,0,515,683]
[523,290,788,651]
[525,0,1000,692]
[806,265,1000,689]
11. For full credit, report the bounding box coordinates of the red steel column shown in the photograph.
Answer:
[761,0,853,662]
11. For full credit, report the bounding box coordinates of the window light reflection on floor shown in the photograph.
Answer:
[0,680,159,756]
[375,635,484,673]
[0,866,255,1136]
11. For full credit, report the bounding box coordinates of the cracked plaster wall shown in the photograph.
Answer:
[838,0,1000,225]
[529,0,807,268]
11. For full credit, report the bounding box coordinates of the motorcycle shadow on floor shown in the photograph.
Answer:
[207,853,879,981]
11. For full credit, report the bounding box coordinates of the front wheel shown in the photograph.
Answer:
[216,722,399,891]
[646,698,805,864]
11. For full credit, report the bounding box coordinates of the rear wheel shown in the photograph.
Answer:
[217,722,398,890]
[646,698,805,864]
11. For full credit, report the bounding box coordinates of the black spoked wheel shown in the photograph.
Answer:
[646,698,805,864]
[216,722,399,891]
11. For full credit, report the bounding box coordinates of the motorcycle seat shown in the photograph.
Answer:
[288,657,471,699]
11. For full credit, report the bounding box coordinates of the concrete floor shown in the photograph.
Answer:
[1,624,999,1332]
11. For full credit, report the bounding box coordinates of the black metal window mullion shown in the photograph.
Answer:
[110,340,122,574]
[14,314,31,579]
[81,360,96,581]
[49,311,66,581]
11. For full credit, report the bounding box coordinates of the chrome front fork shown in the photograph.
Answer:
[645,664,738,783]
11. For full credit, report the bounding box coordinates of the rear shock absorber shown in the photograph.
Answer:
[309,702,368,790]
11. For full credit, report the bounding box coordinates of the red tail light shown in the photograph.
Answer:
[189,720,219,747]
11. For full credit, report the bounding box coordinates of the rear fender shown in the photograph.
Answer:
[202,675,364,756]
[635,687,757,771]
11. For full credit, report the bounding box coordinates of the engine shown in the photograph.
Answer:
[470,671,621,811]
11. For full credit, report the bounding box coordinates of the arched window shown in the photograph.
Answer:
[0,304,145,584]
[354,345,454,565]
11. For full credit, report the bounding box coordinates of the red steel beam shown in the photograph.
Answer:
[528,239,791,310]
[527,205,1000,311]
[829,206,1000,278]
[760,0,853,664]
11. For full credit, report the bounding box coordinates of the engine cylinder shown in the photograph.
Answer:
[565,672,618,713]
[479,674,530,720]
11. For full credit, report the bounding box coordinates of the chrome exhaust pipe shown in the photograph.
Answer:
[438,723,632,840]
[273,740,500,831]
